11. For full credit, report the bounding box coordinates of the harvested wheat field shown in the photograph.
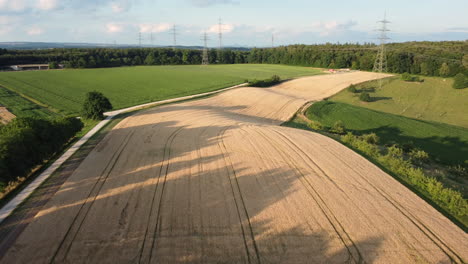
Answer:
[1,72,467,263]
[0,107,15,124]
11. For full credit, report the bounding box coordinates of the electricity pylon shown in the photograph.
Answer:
[171,24,178,50]
[217,18,223,63]
[201,32,210,65]
[373,12,390,89]
[373,12,390,73]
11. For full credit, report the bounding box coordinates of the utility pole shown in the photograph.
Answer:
[171,24,178,50]
[201,31,210,65]
[217,18,223,64]
[373,12,390,88]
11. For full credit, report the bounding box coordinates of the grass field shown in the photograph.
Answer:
[0,85,55,119]
[0,64,322,115]
[331,76,468,128]
[306,101,468,165]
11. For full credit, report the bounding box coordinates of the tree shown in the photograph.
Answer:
[439,62,450,77]
[144,53,156,65]
[347,84,357,93]
[49,61,58,69]
[453,73,467,89]
[82,91,113,120]
[359,92,371,102]
[420,62,430,75]
[77,57,87,68]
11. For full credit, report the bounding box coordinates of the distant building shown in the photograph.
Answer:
[9,64,63,71]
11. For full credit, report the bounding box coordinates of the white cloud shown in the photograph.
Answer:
[139,23,172,33]
[207,23,234,34]
[311,20,357,36]
[0,0,27,11]
[111,0,132,13]
[106,23,124,33]
[0,15,20,35]
[189,0,239,7]
[37,0,59,10]
[27,26,44,35]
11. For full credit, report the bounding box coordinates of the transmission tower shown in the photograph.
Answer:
[171,24,178,50]
[150,32,154,46]
[201,32,210,65]
[138,32,142,47]
[373,12,390,74]
[217,18,223,63]
[271,33,275,48]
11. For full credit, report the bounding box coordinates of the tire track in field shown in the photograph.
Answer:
[142,112,225,263]
[320,144,465,263]
[50,130,135,263]
[138,125,184,264]
[252,127,362,263]
[218,126,261,264]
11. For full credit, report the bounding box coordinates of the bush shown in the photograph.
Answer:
[308,120,323,130]
[401,72,423,82]
[359,92,371,102]
[330,120,345,134]
[248,75,282,87]
[82,91,113,120]
[361,133,379,145]
[409,149,430,164]
[347,84,357,93]
[453,73,468,89]
[401,72,412,81]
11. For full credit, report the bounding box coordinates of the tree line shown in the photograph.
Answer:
[247,41,467,77]
[0,41,466,77]
[0,117,83,184]
[0,48,249,68]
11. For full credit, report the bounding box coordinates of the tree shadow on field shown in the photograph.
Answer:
[370,96,392,102]
[0,104,389,263]
[349,125,468,165]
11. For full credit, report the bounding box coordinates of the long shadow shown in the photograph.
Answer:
[371,96,392,102]
[348,125,468,165]
[0,115,387,263]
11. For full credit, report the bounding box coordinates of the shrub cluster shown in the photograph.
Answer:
[347,84,357,93]
[330,121,346,134]
[453,73,468,89]
[0,117,83,184]
[248,75,281,87]
[359,92,371,102]
[341,132,467,219]
[307,120,323,130]
[401,72,423,82]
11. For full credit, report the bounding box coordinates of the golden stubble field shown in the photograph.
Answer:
[2,72,466,264]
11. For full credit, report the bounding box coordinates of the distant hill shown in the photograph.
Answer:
[0,42,250,51]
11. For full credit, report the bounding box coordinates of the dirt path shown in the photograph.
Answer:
[1,72,466,263]
[0,107,15,124]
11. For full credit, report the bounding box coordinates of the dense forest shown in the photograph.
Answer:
[0,41,466,77]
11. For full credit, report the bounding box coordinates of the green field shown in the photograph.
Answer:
[0,85,55,119]
[0,64,321,115]
[331,76,468,128]
[306,101,468,165]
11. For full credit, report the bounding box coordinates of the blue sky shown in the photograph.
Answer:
[0,0,467,46]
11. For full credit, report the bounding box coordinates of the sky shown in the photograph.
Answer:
[0,0,467,47]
